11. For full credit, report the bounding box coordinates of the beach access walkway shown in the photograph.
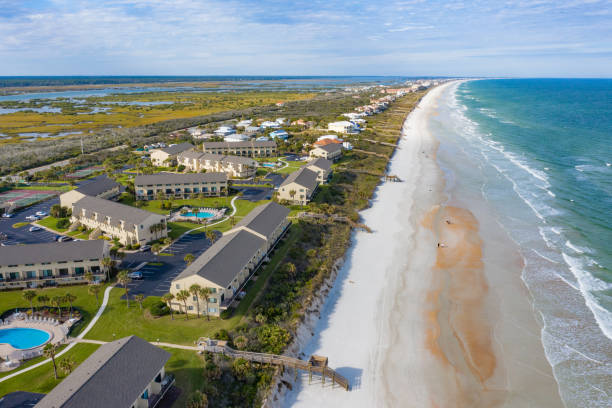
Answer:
[197,338,350,391]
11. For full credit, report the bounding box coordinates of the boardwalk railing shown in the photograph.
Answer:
[198,339,350,391]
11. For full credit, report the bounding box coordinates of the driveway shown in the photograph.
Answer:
[121,231,213,297]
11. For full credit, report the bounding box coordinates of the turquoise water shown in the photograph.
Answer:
[0,327,50,349]
[262,163,277,168]
[437,79,611,407]
[183,211,214,219]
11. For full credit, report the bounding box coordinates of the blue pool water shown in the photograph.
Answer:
[262,163,277,168]
[0,328,50,349]
[183,211,214,219]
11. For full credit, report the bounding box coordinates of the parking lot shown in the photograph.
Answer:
[121,231,213,297]
[0,197,60,246]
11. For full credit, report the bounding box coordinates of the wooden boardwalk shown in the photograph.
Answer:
[197,338,350,391]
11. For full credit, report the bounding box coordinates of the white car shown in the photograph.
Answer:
[25,215,40,221]
[29,226,42,232]
[35,211,47,217]
[1,213,14,218]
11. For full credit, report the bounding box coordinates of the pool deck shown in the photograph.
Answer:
[0,319,68,365]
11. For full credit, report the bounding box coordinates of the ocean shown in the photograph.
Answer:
[437,79,612,406]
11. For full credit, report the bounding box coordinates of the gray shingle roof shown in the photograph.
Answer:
[175,229,265,287]
[177,149,204,161]
[158,142,194,155]
[179,151,257,167]
[75,176,120,197]
[72,195,164,230]
[316,143,342,153]
[35,336,170,408]
[202,140,276,149]
[305,158,332,172]
[135,172,227,186]
[0,240,108,267]
[280,167,318,191]
[233,202,289,240]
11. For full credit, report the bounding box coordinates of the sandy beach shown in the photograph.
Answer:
[280,82,564,407]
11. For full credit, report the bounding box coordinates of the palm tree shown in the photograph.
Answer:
[64,293,77,318]
[37,294,49,309]
[59,357,75,375]
[88,284,101,305]
[285,262,297,279]
[151,243,162,255]
[289,189,296,200]
[117,270,132,307]
[84,271,94,284]
[206,230,217,245]
[161,293,175,320]
[43,343,59,379]
[101,257,113,281]
[189,284,201,318]
[22,290,37,314]
[175,290,190,320]
[51,296,62,319]
[134,294,145,311]
[184,253,195,266]
[198,287,212,321]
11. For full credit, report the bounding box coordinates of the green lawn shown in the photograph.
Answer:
[167,221,199,239]
[11,222,30,229]
[0,284,108,337]
[17,185,72,192]
[0,344,99,396]
[163,348,206,407]
[37,216,68,232]
[119,195,235,216]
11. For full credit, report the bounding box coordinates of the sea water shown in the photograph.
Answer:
[435,79,612,407]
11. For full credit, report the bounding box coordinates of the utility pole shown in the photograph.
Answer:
[80,136,84,154]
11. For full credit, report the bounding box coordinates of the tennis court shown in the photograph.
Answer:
[65,166,104,179]
[0,189,57,210]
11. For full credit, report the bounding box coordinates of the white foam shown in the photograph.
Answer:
[565,240,590,254]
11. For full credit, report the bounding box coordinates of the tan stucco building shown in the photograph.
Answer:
[309,143,343,161]
[304,158,333,183]
[70,195,167,245]
[170,202,290,317]
[59,176,121,208]
[177,150,257,178]
[201,140,277,157]
[277,167,319,205]
[0,240,110,290]
[134,172,227,200]
[150,142,194,166]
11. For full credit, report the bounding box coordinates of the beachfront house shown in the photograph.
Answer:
[304,158,333,183]
[278,167,319,205]
[244,126,263,135]
[201,140,277,157]
[309,143,343,161]
[35,336,173,408]
[134,172,228,201]
[170,202,290,316]
[224,133,250,143]
[150,143,194,166]
[327,121,359,134]
[59,176,121,208]
[269,130,289,140]
[70,195,167,245]
[214,126,236,137]
[260,120,281,129]
[236,119,252,128]
[178,150,257,178]
[0,240,110,290]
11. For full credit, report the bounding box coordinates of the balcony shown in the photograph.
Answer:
[149,374,175,408]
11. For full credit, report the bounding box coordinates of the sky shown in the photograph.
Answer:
[1,0,611,77]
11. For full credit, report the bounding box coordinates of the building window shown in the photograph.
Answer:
[210,298,217,303]
[175,284,180,290]
[208,307,217,314]
[74,267,85,276]
[25,271,36,279]
[188,306,194,310]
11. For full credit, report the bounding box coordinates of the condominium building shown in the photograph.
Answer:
[170,202,290,317]
[150,142,194,166]
[309,143,343,161]
[304,158,333,183]
[70,196,167,245]
[36,336,173,408]
[177,150,257,178]
[134,172,228,200]
[201,140,276,157]
[59,176,121,208]
[327,120,359,134]
[0,240,110,290]
[277,167,319,205]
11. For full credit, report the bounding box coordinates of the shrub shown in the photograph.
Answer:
[148,300,169,317]
[56,218,70,229]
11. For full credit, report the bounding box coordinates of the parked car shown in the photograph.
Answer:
[128,271,143,280]
[54,235,61,241]
[57,236,72,242]
[29,226,42,232]
[1,213,14,218]
[35,211,47,217]
[25,215,39,221]
[139,245,151,252]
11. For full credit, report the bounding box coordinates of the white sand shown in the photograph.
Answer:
[281,84,449,407]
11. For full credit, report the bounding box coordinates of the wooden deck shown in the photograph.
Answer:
[197,338,350,391]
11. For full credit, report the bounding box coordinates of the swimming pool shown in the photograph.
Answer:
[0,328,51,349]
[262,163,277,168]
[183,211,215,219]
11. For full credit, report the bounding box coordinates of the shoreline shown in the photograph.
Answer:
[280,81,564,407]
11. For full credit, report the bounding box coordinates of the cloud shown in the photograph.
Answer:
[388,24,435,32]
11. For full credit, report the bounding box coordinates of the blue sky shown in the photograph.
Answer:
[1,0,611,77]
